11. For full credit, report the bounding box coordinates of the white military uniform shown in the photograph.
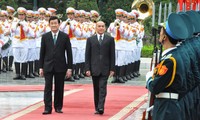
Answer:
[26,21,37,61]
[60,18,79,64]
[11,19,31,63]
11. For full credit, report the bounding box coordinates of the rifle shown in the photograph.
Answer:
[142,26,160,120]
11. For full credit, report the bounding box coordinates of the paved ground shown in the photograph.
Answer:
[0,58,151,120]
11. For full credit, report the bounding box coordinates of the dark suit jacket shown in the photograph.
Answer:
[85,34,115,76]
[39,31,73,73]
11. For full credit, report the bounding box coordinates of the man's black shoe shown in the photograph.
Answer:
[94,109,104,115]
[42,110,52,115]
[94,111,100,114]
[98,109,104,115]
[55,109,63,113]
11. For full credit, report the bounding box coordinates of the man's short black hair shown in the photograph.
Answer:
[49,16,60,24]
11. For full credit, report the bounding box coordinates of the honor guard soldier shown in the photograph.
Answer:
[107,9,126,83]
[26,10,37,78]
[34,8,50,77]
[120,11,134,81]
[0,10,11,72]
[34,11,44,77]
[38,7,46,22]
[47,8,57,16]
[90,10,100,23]
[7,6,18,22]
[6,6,16,71]
[146,13,190,120]
[33,11,39,23]
[126,12,138,80]
[72,10,87,80]
[85,12,94,37]
[60,7,78,81]
[11,7,31,80]
[178,11,200,120]
[0,20,6,73]
[45,11,51,22]
[90,10,99,35]
[132,10,144,76]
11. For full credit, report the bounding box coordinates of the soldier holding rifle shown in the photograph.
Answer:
[146,13,189,120]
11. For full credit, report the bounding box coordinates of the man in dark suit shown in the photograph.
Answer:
[39,16,73,115]
[85,21,115,115]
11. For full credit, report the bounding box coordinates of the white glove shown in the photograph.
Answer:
[146,71,153,82]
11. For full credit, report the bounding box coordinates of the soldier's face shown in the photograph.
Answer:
[96,21,106,34]
[67,13,74,20]
[49,19,60,33]
[159,28,166,44]
[40,13,45,20]
[18,14,25,20]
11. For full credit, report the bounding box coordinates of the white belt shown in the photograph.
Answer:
[156,92,179,99]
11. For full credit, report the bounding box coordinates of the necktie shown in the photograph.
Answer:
[53,34,57,44]
[99,35,103,45]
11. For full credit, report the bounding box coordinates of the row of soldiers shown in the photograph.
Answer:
[145,10,200,120]
[0,6,144,82]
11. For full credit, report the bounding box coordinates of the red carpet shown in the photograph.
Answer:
[2,84,147,120]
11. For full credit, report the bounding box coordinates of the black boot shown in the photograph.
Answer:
[21,63,27,80]
[2,57,8,72]
[79,63,85,78]
[133,62,138,77]
[118,66,126,83]
[28,61,35,78]
[136,60,141,76]
[8,56,14,71]
[13,62,21,80]
[121,66,127,81]
[34,60,39,77]
[111,66,119,83]
[74,63,80,80]
[129,63,135,78]
[125,65,131,80]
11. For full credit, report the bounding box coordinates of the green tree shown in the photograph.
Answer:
[0,0,18,10]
